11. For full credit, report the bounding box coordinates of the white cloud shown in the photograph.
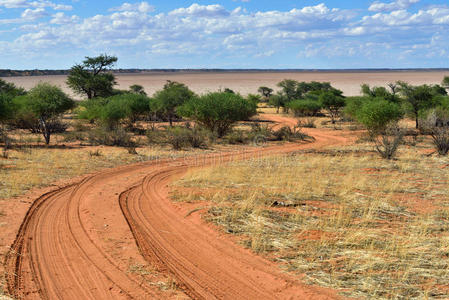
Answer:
[21,7,47,20]
[169,3,229,17]
[109,2,154,13]
[1,2,449,68]
[369,0,419,12]
[0,0,72,10]
[50,12,78,24]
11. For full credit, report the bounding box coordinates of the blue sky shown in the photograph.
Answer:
[0,0,448,69]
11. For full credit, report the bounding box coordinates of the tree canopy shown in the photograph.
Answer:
[319,92,346,124]
[67,54,118,99]
[179,92,257,137]
[258,86,273,100]
[14,82,75,144]
[398,82,435,129]
[150,81,195,126]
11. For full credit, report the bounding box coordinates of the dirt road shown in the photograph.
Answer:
[5,114,351,299]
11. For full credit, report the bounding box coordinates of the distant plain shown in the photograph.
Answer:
[2,71,448,98]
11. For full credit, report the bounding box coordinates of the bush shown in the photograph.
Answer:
[165,126,209,150]
[373,125,404,159]
[224,130,248,144]
[300,118,316,128]
[344,96,371,120]
[151,81,195,126]
[11,83,74,144]
[421,108,449,155]
[288,99,322,117]
[272,125,313,142]
[0,93,13,123]
[63,131,86,142]
[179,92,257,137]
[356,99,403,135]
[0,79,26,99]
[88,127,135,147]
[319,92,346,124]
[78,93,150,128]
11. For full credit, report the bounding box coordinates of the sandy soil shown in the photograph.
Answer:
[2,71,448,98]
[3,115,354,300]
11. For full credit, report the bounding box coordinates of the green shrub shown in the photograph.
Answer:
[11,83,74,144]
[0,94,10,121]
[0,79,26,99]
[319,92,346,124]
[288,99,322,117]
[151,81,195,126]
[179,92,257,137]
[344,96,371,120]
[356,99,403,134]
[78,94,150,128]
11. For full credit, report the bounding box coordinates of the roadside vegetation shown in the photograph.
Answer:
[172,141,449,299]
[2,54,449,299]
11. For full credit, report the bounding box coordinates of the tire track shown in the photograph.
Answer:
[5,114,350,299]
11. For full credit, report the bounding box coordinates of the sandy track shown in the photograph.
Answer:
[5,114,351,299]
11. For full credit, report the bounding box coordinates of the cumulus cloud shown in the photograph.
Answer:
[368,0,419,12]
[109,2,154,13]
[1,2,449,68]
[0,0,72,10]
[21,8,47,20]
[169,3,229,17]
[50,12,78,24]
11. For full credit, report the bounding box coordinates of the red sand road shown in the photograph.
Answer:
[5,115,352,299]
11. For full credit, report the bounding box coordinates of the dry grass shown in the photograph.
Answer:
[172,145,449,299]
[0,145,207,200]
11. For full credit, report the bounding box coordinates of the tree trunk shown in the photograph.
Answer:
[40,118,51,145]
[415,114,419,129]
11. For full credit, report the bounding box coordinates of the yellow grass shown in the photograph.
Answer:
[172,144,449,299]
[0,145,201,200]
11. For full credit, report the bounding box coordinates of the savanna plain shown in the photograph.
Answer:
[1,69,449,300]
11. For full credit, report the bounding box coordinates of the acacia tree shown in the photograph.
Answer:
[258,86,273,101]
[151,81,194,126]
[269,93,287,113]
[67,54,117,99]
[277,79,298,102]
[129,84,147,96]
[16,83,75,144]
[398,82,434,129]
[319,91,345,124]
